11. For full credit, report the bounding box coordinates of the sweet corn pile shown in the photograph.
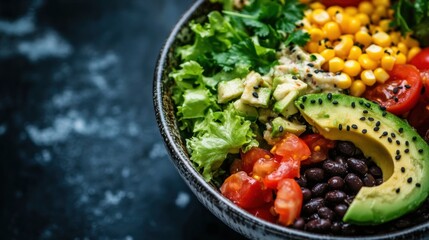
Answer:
[301,0,422,96]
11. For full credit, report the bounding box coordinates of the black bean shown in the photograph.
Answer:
[375,178,383,186]
[296,175,308,187]
[318,207,335,220]
[305,219,332,233]
[302,187,312,202]
[345,173,364,193]
[292,217,305,229]
[331,222,342,232]
[344,195,355,205]
[337,141,356,156]
[307,213,321,221]
[305,168,325,182]
[303,197,325,214]
[323,160,348,176]
[325,190,347,203]
[347,158,368,175]
[363,173,376,187]
[334,156,347,166]
[312,183,328,197]
[369,165,382,177]
[328,176,345,189]
[334,204,348,217]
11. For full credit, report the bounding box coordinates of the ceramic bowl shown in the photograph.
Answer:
[153,0,429,239]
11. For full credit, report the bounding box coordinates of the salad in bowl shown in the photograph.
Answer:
[156,0,429,237]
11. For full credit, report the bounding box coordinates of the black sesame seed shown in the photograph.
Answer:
[391,133,396,138]
[388,137,392,143]
[307,73,313,78]
[318,98,323,104]
[363,110,368,114]
[416,183,421,188]
[405,84,411,89]
[382,131,388,136]
[279,126,284,132]
[368,117,374,121]
[396,140,400,145]
[327,93,332,100]
[351,102,356,108]
[401,167,405,173]
[346,125,351,131]
[396,188,401,193]
[299,104,305,109]
[359,100,364,105]
[253,85,260,90]
[405,141,409,146]
[376,121,381,126]
[307,63,314,67]
[252,92,259,98]
[380,106,386,111]
[394,97,399,102]
[352,124,358,129]
[332,100,338,105]
[405,149,410,153]
[311,99,316,104]
[339,124,343,131]
[396,150,400,155]
[360,117,366,121]
[412,136,417,141]
[382,112,387,117]
[407,177,413,183]
[365,103,371,108]
[395,155,401,160]
[419,149,424,153]
[393,87,399,94]
[292,76,298,80]
[399,128,403,133]
[362,129,367,134]
[374,126,380,131]
[302,96,307,102]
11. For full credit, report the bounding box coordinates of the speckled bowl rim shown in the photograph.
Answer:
[153,0,429,239]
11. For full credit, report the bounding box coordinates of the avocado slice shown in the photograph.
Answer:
[295,93,429,225]
[232,99,258,121]
[217,78,244,104]
[271,117,306,137]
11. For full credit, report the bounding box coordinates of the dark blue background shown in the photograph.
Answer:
[0,0,245,239]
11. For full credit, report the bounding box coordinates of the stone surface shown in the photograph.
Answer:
[0,0,245,239]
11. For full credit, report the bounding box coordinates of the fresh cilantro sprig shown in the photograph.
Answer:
[392,0,429,47]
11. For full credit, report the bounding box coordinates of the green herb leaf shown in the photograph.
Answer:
[285,30,311,46]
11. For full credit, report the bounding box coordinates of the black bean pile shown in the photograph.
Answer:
[290,141,429,236]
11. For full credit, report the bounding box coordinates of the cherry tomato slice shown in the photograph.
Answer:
[364,64,423,115]
[240,148,272,174]
[274,179,303,226]
[301,134,336,165]
[319,0,363,7]
[246,203,277,223]
[263,157,301,189]
[409,47,429,71]
[220,171,273,209]
[252,157,280,180]
[271,133,311,162]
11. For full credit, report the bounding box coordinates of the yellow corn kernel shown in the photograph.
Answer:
[395,53,407,64]
[374,67,390,83]
[356,13,370,26]
[307,41,320,53]
[343,18,361,34]
[373,0,390,7]
[372,31,391,47]
[408,47,421,61]
[359,54,378,70]
[327,6,344,18]
[355,31,372,47]
[348,46,362,60]
[381,55,395,71]
[402,34,420,48]
[334,36,354,58]
[335,73,353,89]
[310,2,326,10]
[374,5,387,18]
[343,60,362,77]
[390,32,401,45]
[397,42,408,56]
[379,20,391,32]
[323,21,341,41]
[309,28,325,42]
[334,13,351,33]
[358,1,374,15]
[320,49,336,62]
[383,47,394,55]
[361,70,377,86]
[312,9,331,25]
[318,43,327,53]
[329,57,345,73]
[366,44,384,60]
[345,7,358,16]
[350,80,366,96]
[371,13,381,25]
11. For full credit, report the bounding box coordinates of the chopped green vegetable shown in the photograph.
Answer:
[187,105,258,181]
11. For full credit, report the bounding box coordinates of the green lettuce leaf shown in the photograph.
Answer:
[187,105,258,181]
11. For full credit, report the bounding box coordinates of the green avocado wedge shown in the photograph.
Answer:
[295,93,429,225]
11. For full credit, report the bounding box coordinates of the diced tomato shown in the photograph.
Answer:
[409,47,429,71]
[230,159,243,174]
[252,157,280,180]
[220,171,273,209]
[301,134,336,165]
[319,0,363,7]
[246,203,277,223]
[263,157,301,189]
[364,64,423,115]
[274,179,303,226]
[271,133,311,162]
[241,148,272,174]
